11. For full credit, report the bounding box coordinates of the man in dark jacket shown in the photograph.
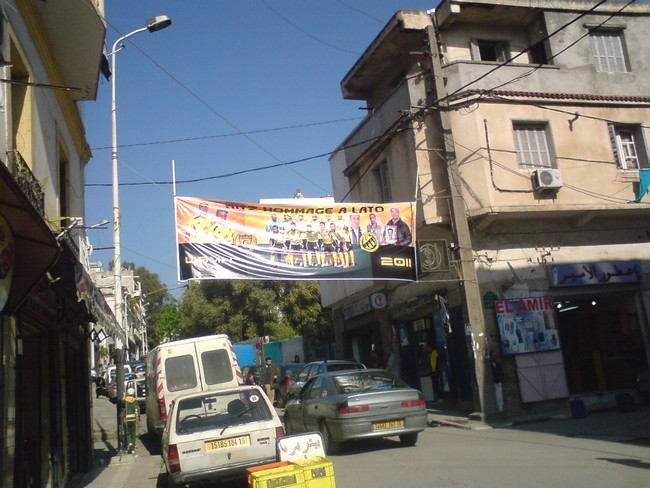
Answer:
[261,357,280,405]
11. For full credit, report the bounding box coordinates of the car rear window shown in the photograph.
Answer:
[166,355,198,392]
[327,363,364,372]
[176,389,273,435]
[333,371,407,394]
[201,349,234,385]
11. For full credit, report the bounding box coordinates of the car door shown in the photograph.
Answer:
[302,376,325,432]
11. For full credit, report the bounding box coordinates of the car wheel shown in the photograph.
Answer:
[320,421,340,455]
[399,433,418,447]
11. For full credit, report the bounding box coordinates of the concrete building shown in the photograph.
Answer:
[89,263,147,363]
[321,0,650,419]
[0,1,117,485]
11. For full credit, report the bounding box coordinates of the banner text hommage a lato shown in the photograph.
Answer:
[175,197,416,281]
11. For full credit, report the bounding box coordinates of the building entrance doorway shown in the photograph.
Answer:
[556,293,646,395]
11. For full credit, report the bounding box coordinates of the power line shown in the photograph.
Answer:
[434,0,614,106]
[100,14,331,193]
[90,117,362,151]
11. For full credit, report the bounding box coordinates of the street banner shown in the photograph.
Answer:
[175,197,416,282]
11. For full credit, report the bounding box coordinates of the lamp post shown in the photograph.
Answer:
[109,15,172,453]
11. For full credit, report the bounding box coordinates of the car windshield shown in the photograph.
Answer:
[333,371,407,394]
[176,389,272,435]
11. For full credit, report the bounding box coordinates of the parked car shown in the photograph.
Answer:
[283,369,427,454]
[285,359,365,401]
[130,361,147,378]
[241,363,305,407]
[161,385,284,486]
[108,372,138,402]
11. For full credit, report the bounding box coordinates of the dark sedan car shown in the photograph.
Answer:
[285,359,366,402]
[283,369,427,454]
[241,363,305,407]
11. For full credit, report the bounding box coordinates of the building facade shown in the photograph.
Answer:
[322,0,650,419]
[0,1,118,486]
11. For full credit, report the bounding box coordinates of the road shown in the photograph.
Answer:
[75,399,650,487]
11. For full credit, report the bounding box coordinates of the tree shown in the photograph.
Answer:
[179,280,331,344]
[121,261,176,348]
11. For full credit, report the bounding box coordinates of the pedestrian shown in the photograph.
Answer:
[124,387,140,454]
[385,345,400,377]
[491,350,504,412]
[370,348,384,368]
[95,374,107,399]
[261,357,279,405]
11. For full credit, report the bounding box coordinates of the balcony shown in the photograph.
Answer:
[7,150,45,218]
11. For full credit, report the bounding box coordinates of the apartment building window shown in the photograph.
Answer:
[513,123,553,168]
[609,124,648,170]
[373,161,392,203]
[589,29,628,73]
[471,39,509,62]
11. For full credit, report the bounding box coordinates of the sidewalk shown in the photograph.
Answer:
[426,393,650,443]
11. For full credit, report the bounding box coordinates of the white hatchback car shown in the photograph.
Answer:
[162,385,284,486]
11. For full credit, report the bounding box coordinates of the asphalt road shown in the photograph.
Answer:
[74,396,650,487]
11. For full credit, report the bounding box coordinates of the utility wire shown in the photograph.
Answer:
[260,0,362,55]
[90,117,362,151]
[100,15,330,193]
[434,0,613,105]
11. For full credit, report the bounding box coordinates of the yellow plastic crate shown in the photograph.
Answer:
[294,457,336,488]
[248,461,305,488]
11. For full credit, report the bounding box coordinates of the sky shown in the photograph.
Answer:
[83,0,437,297]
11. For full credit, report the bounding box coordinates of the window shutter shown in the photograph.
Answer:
[608,123,622,168]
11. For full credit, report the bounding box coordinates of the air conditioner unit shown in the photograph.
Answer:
[533,168,562,191]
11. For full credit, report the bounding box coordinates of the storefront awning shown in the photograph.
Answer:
[0,162,60,313]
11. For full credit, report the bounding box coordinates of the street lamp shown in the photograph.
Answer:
[109,15,172,453]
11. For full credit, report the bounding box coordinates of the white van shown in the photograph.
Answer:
[146,334,242,436]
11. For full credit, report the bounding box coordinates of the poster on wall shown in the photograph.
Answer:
[494,297,560,355]
[175,197,416,282]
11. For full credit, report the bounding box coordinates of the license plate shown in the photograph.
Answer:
[205,435,250,451]
[373,420,404,430]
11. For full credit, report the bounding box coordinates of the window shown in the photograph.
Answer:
[609,124,648,170]
[589,30,628,73]
[513,123,553,168]
[373,161,392,203]
[305,376,325,400]
[201,349,233,385]
[166,355,197,392]
[471,39,509,62]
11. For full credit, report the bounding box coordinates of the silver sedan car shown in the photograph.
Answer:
[283,369,427,454]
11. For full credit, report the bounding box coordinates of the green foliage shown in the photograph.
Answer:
[179,280,331,343]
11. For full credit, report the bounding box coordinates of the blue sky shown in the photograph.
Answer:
[83,1,436,296]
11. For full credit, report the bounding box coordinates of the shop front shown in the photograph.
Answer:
[339,293,388,367]
[494,261,649,414]
[389,292,474,409]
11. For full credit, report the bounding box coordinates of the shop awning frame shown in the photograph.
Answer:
[0,162,60,313]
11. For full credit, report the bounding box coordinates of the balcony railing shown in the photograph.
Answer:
[7,150,45,217]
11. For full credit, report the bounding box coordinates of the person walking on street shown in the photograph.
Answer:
[124,387,140,454]
[262,357,279,405]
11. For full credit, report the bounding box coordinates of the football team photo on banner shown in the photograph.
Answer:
[175,197,417,282]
